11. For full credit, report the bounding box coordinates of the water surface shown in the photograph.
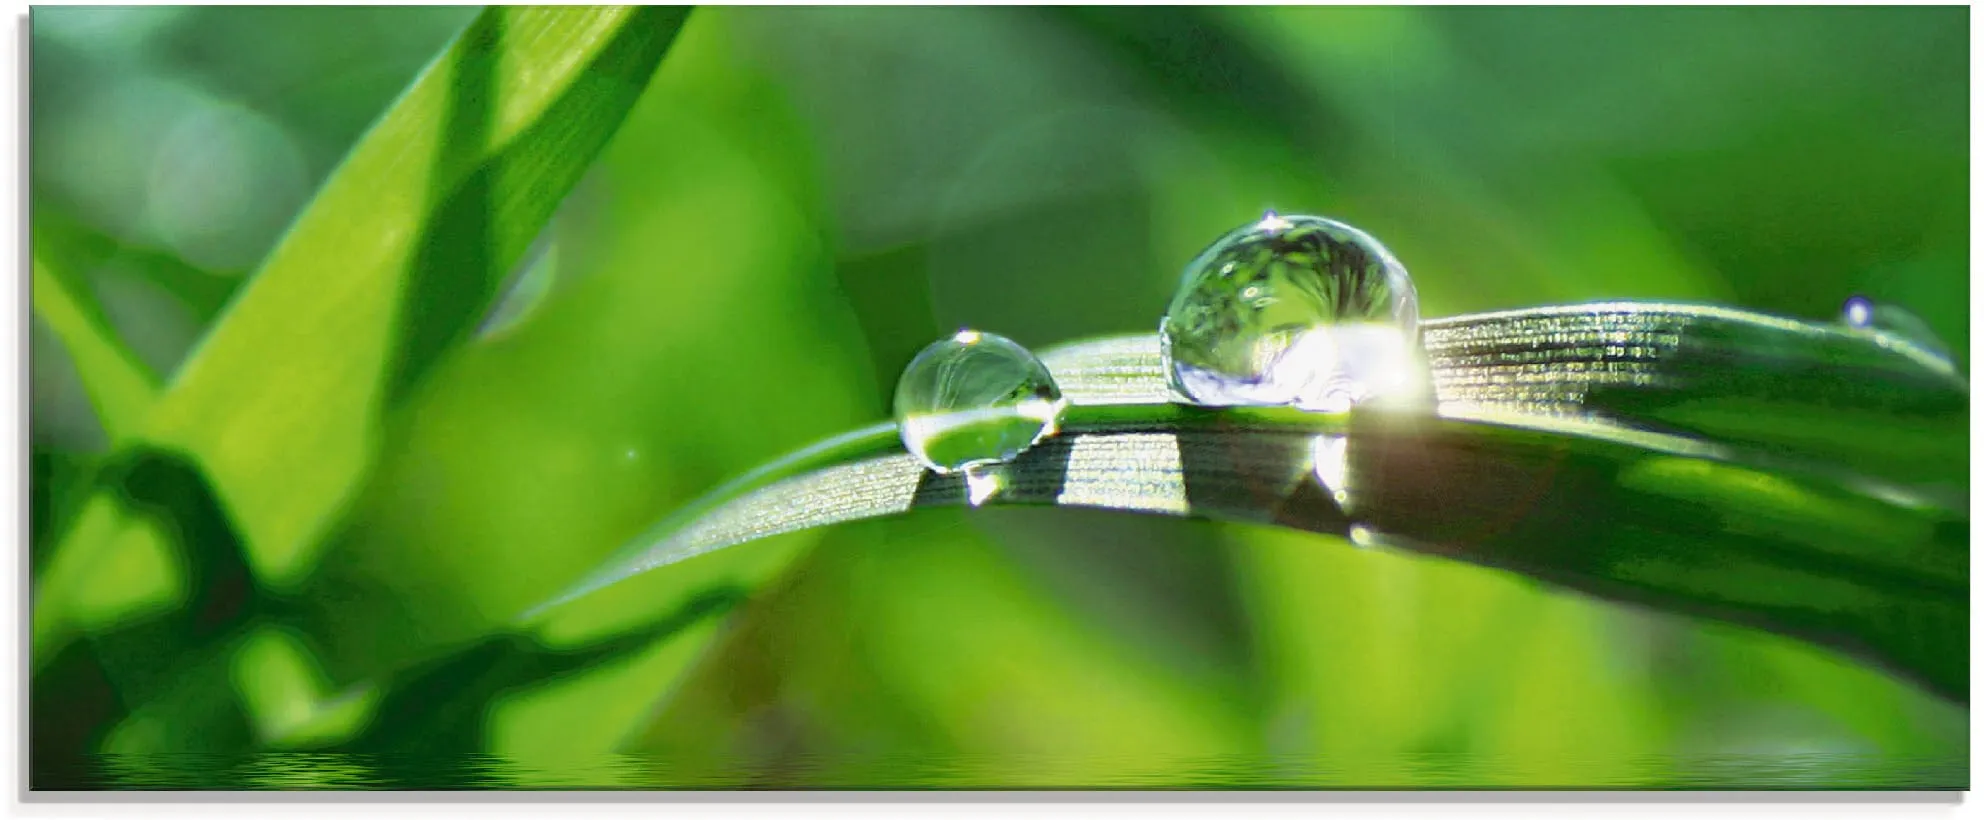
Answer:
[32,751,1966,791]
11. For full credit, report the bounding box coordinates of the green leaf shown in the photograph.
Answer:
[530,302,1966,704]
[30,256,158,443]
[32,206,242,327]
[35,5,692,660]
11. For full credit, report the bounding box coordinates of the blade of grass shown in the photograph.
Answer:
[537,405,1964,703]
[529,302,1965,702]
[35,6,693,662]
[151,301,1960,761]
[30,256,158,443]
[1045,302,1966,490]
[32,206,242,326]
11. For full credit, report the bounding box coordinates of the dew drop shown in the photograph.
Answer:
[1841,295,1952,359]
[1841,295,1875,330]
[893,329,1067,475]
[1160,213,1428,412]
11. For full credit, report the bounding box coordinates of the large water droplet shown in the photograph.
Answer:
[894,329,1067,475]
[1160,212,1427,412]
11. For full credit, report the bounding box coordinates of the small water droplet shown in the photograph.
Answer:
[1840,295,1952,359]
[479,230,559,339]
[894,329,1067,474]
[1160,213,1428,412]
[1841,295,1874,330]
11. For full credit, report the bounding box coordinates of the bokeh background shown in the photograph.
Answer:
[29,6,1967,787]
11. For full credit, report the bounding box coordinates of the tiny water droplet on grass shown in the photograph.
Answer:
[893,329,1066,474]
[1842,295,1952,360]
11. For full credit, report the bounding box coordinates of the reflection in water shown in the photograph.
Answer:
[964,467,1005,507]
[34,751,1965,790]
[1309,433,1351,508]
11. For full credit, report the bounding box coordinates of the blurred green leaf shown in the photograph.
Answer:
[255,9,884,768]
[30,204,243,326]
[620,514,1259,785]
[30,256,157,442]
[34,7,693,664]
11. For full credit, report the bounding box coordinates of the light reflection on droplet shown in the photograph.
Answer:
[1842,295,1874,330]
[1257,209,1292,233]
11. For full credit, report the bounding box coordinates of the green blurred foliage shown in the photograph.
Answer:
[29,6,1966,787]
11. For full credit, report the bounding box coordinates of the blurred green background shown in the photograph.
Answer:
[28,6,1967,788]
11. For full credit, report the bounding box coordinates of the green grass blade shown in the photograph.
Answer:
[33,207,242,326]
[530,302,1966,702]
[34,6,693,658]
[30,257,158,442]
[1047,302,1966,490]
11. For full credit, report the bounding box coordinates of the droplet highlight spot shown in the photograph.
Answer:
[1842,295,1875,330]
[894,329,1066,475]
[1160,213,1428,412]
[1840,295,1951,358]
